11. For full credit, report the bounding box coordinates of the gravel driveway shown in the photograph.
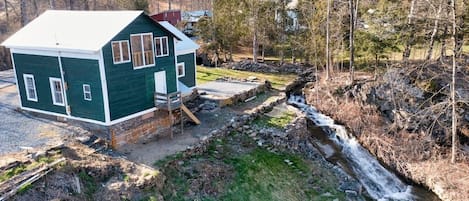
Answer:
[0,70,87,156]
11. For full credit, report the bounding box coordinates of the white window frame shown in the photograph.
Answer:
[155,36,169,57]
[23,74,37,102]
[111,40,131,64]
[83,84,92,101]
[130,33,155,69]
[49,77,65,106]
[177,62,185,78]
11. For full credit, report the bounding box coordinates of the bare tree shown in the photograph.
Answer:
[426,0,444,60]
[403,0,417,62]
[49,0,56,9]
[349,0,355,83]
[4,0,8,22]
[326,0,331,80]
[20,0,27,26]
[450,0,457,163]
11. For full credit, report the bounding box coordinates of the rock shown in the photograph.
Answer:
[76,136,90,143]
[345,190,358,196]
[177,161,184,166]
[247,76,258,81]
[249,132,257,137]
[32,150,47,160]
[284,159,293,166]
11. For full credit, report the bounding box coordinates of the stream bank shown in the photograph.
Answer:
[301,69,469,201]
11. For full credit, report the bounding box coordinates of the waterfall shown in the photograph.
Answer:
[288,95,416,201]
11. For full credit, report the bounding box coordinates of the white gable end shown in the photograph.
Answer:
[1,10,143,53]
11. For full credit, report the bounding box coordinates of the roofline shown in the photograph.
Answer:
[5,45,98,54]
[145,14,182,41]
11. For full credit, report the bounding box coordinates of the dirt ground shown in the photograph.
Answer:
[0,70,89,156]
[120,91,284,166]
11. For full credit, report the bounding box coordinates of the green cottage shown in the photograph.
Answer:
[1,10,199,141]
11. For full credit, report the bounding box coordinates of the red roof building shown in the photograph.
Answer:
[150,10,182,26]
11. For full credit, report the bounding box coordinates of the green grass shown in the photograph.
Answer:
[17,182,33,194]
[252,112,296,129]
[78,171,98,199]
[0,165,27,183]
[157,130,345,201]
[196,66,297,90]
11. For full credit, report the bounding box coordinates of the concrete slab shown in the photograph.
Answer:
[197,80,264,106]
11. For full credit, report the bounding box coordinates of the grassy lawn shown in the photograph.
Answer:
[252,112,296,129]
[156,113,345,201]
[196,66,297,90]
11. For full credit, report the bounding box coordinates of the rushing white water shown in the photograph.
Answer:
[288,95,416,201]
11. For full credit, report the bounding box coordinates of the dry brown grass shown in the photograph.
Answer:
[305,71,469,201]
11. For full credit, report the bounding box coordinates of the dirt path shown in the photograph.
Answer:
[120,92,284,166]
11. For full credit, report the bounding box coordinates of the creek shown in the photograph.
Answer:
[287,95,440,201]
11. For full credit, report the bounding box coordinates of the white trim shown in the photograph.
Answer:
[10,52,23,108]
[177,62,185,78]
[49,77,65,106]
[23,74,38,102]
[21,106,108,126]
[108,107,156,125]
[155,36,170,57]
[194,50,198,87]
[83,84,92,101]
[99,50,111,123]
[176,49,197,56]
[57,53,70,115]
[22,105,158,126]
[130,33,155,69]
[10,48,100,60]
[173,38,180,92]
[111,40,131,64]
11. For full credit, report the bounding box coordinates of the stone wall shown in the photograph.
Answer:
[109,110,174,148]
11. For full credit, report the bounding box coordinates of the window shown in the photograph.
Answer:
[155,36,169,57]
[130,33,155,69]
[49,78,65,106]
[111,40,130,64]
[23,74,37,101]
[177,63,185,78]
[83,84,92,101]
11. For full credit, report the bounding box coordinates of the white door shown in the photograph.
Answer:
[154,71,167,94]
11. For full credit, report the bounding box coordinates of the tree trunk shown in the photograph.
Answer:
[49,0,56,9]
[20,0,27,27]
[426,0,443,60]
[349,0,355,83]
[326,0,331,80]
[32,0,38,17]
[252,3,258,63]
[261,44,265,62]
[440,24,448,62]
[403,0,417,62]
[4,0,8,22]
[84,0,90,10]
[450,0,457,164]
[455,0,467,58]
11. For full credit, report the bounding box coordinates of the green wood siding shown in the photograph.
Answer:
[13,53,66,114]
[61,58,105,122]
[177,52,196,88]
[102,14,178,120]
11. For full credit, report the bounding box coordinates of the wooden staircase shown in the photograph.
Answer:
[155,91,200,138]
